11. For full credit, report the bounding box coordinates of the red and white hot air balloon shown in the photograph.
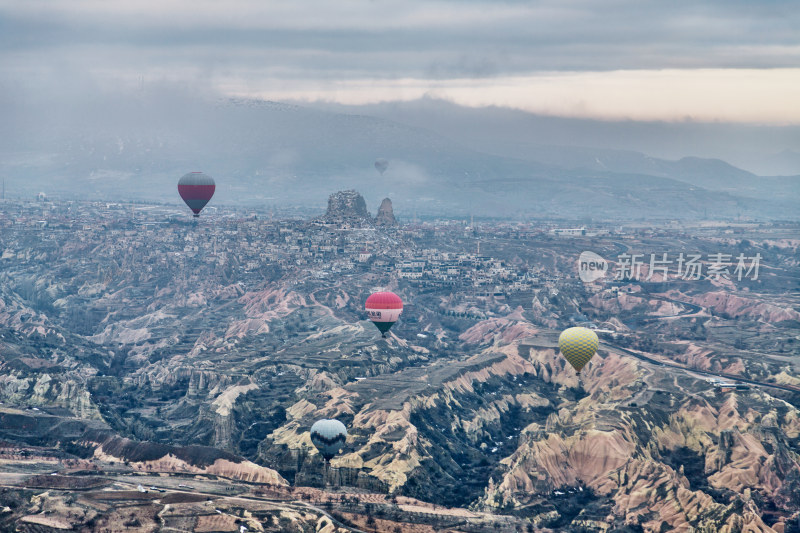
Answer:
[365,291,403,337]
[178,172,215,217]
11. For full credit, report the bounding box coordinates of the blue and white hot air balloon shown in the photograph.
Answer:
[310,419,347,462]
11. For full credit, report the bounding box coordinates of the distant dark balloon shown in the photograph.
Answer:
[365,291,403,337]
[374,159,389,176]
[310,419,347,462]
[178,172,215,217]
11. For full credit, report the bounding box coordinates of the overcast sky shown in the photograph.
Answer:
[1,0,799,123]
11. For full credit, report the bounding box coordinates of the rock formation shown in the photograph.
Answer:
[90,434,287,485]
[374,198,397,226]
[325,190,369,220]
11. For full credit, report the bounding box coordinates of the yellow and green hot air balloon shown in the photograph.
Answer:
[558,327,599,373]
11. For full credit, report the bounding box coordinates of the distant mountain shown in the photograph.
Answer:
[1,96,797,220]
[315,98,800,178]
[500,147,798,202]
[757,149,800,176]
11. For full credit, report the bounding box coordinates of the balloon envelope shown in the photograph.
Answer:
[310,419,347,461]
[365,291,403,335]
[374,159,389,175]
[558,327,599,373]
[178,172,215,216]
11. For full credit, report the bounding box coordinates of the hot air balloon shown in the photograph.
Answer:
[558,327,599,374]
[310,419,347,462]
[178,172,215,217]
[374,158,389,176]
[365,291,403,337]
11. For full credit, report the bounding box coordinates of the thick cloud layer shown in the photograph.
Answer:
[1,1,799,123]
[3,1,798,73]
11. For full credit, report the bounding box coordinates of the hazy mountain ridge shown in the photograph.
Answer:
[317,98,800,177]
[2,96,798,219]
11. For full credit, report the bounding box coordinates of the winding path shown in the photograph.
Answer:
[606,343,800,395]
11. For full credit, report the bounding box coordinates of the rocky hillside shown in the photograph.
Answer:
[1,205,799,530]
